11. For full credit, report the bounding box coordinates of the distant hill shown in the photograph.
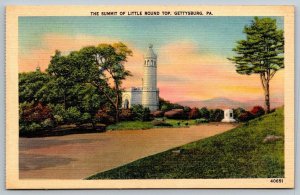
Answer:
[176,97,283,110]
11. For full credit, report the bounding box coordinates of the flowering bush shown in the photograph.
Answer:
[250,106,265,117]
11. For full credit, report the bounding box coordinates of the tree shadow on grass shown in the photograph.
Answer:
[19,153,76,171]
[20,125,106,138]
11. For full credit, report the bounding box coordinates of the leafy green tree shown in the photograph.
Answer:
[209,109,224,122]
[199,107,210,119]
[228,17,284,113]
[233,107,246,120]
[19,71,50,103]
[47,42,132,122]
[64,43,132,122]
[91,43,132,122]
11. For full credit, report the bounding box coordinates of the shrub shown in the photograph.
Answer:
[21,102,53,123]
[120,109,133,121]
[233,107,246,120]
[189,107,200,119]
[81,112,92,123]
[95,108,115,125]
[54,115,64,125]
[131,105,152,121]
[199,107,210,119]
[65,107,81,124]
[159,98,184,111]
[41,118,55,129]
[250,106,265,117]
[164,109,184,119]
[195,118,209,124]
[238,111,254,122]
[209,109,224,122]
[161,104,173,112]
[49,104,65,118]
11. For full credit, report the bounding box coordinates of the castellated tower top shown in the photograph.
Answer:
[145,43,157,59]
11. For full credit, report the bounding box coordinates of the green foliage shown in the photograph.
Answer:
[65,107,81,124]
[164,119,197,126]
[53,115,64,125]
[88,108,284,179]
[161,104,173,112]
[233,107,246,120]
[41,118,55,129]
[81,113,92,123]
[19,42,133,135]
[228,17,284,112]
[159,97,184,112]
[131,105,152,121]
[199,107,210,119]
[229,17,284,75]
[209,109,224,122]
[19,71,50,103]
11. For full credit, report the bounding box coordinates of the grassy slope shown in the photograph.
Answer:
[88,108,284,179]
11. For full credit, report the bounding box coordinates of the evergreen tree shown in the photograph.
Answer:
[228,17,284,113]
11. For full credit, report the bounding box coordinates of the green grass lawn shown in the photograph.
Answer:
[106,121,154,130]
[106,119,198,131]
[164,119,197,126]
[88,107,284,179]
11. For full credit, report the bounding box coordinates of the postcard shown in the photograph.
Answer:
[6,5,294,189]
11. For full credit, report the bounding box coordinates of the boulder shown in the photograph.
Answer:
[164,109,184,119]
[263,135,282,143]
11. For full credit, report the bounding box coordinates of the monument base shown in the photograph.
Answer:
[221,118,236,123]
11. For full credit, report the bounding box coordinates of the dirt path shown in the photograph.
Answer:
[19,123,237,179]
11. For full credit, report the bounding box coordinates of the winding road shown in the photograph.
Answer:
[19,123,237,179]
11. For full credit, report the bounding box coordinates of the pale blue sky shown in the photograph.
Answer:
[19,16,283,57]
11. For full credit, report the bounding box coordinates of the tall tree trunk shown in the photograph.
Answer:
[260,73,271,114]
[265,80,271,113]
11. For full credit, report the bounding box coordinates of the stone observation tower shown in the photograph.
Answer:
[142,44,159,111]
[122,44,159,111]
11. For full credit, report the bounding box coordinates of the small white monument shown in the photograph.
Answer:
[222,109,236,122]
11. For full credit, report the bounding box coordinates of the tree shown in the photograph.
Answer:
[233,107,246,120]
[189,107,200,119]
[209,109,224,122]
[228,17,284,113]
[47,42,132,123]
[81,43,132,122]
[19,71,50,103]
[199,107,210,119]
